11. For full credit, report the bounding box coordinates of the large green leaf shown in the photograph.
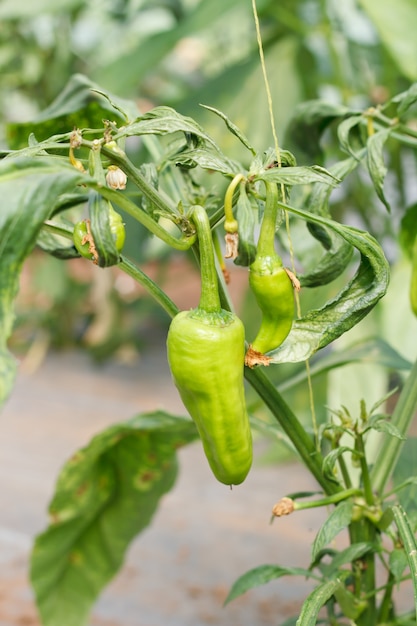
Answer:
[358,0,417,81]
[311,500,354,562]
[30,411,197,626]
[266,202,390,364]
[0,157,86,408]
[224,564,319,605]
[296,575,348,626]
[6,74,138,149]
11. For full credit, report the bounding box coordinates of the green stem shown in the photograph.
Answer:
[349,519,377,626]
[84,139,178,216]
[243,365,341,495]
[256,180,280,259]
[190,205,221,313]
[371,355,417,495]
[293,488,360,511]
[377,571,395,623]
[118,256,179,319]
[224,173,244,233]
[355,432,375,506]
[87,183,196,251]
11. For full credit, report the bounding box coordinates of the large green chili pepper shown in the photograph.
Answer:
[245,181,296,367]
[166,205,252,486]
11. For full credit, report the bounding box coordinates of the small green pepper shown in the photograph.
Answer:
[245,181,297,367]
[73,203,125,263]
[248,256,295,355]
[167,205,252,486]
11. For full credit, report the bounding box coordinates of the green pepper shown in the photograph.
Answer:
[248,256,294,355]
[73,201,125,263]
[166,205,252,486]
[245,181,296,367]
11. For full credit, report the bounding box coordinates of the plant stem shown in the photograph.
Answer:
[371,355,417,495]
[118,256,179,319]
[355,432,375,506]
[243,365,341,495]
[87,183,196,251]
[349,519,377,626]
[190,205,221,313]
[256,181,280,259]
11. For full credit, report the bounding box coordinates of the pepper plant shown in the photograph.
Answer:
[1,49,417,626]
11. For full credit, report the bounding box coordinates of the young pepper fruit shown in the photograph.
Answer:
[73,200,125,264]
[245,181,298,367]
[166,205,252,486]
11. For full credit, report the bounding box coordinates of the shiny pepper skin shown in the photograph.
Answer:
[249,260,295,354]
[167,308,252,486]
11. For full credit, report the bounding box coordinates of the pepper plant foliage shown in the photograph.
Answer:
[2,74,417,626]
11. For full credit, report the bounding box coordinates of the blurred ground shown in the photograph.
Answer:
[0,345,331,626]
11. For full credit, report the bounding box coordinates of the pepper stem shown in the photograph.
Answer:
[255,180,281,260]
[190,205,221,313]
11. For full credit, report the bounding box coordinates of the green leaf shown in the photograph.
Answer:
[0,0,83,18]
[115,106,219,150]
[6,74,137,149]
[322,447,355,483]
[224,564,318,605]
[173,147,238,176]
[358,0,417,81]
[200,104,256,155]
[365,416,406,440]
[279,337,411,394]
[296,576,347,626]
[392,504,417,622]
[0,157,86,408]
[390,547,409,582]
[255,165,339,187]
[393,82,417,118]
[285,100,352,161]
[366,128,392,211]
[312,500,353,562]
[399,204,417,259]
[337,115,364,158]
[323,542,372,577]
[30,411,198,626]
[299,156,359,288]
[268,203,390,364]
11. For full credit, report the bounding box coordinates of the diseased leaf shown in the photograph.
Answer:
[268,203,390,364]
[312,500,353,562]
[366,128,392,211]
[0,157,87,408]
[337,115,364,158]
[224,564,318,605]
[30,411,198,626]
